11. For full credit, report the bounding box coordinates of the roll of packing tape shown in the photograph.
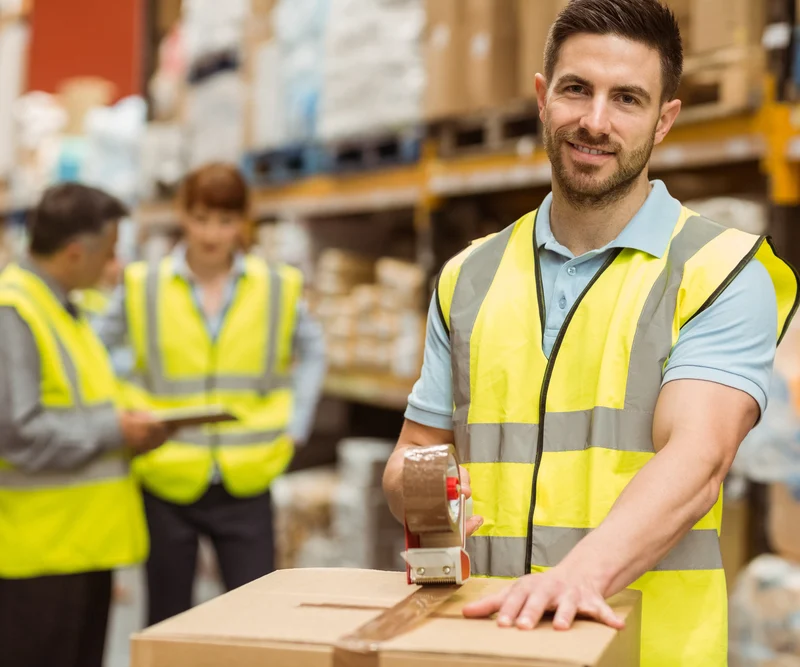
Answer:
[403,444,462,535]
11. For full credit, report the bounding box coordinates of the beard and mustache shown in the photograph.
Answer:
[542,120,657,210]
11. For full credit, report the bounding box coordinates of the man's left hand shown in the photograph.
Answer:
[461,567,625,631]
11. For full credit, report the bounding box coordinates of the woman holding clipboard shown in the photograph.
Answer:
[96,163,326,625]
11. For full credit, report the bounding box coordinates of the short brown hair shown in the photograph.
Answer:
[29,183,128,256]
[544,0,683,102]
[181,163,249,214]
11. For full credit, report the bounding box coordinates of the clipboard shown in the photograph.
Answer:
[153,405,238,429]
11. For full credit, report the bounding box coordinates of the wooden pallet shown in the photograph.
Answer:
[326,128,423,174]
[242,144,329,186]
[430,101,540,158]
[676,46,765,125]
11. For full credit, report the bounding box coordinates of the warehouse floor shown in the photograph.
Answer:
[106,555,223,667]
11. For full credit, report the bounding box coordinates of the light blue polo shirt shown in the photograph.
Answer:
[406,180,778,429]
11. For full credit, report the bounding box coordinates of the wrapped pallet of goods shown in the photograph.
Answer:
[273,0,328,144]
[319,0,425,140]
[182,0,249,167]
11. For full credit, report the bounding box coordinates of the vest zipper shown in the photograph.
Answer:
[524,248,622,573]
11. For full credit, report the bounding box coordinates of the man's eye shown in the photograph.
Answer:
[567,85,584,94]
[620,94,637,105]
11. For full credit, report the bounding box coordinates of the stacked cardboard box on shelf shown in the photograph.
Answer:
[312,249,426,380]
[425,0,766,118]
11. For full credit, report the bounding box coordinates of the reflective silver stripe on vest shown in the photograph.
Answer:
[469,528,722,576]
[259,267,283,394]
[625,217,726,413]
[142,263,284,397]
[0,454,129,490]
[450,214,732,576]
[175,428,286,447]
[1,283,87,408]
[449,223,517,452]
[456,408,656,463]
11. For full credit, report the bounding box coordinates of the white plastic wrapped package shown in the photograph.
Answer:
[182,0,248,65]
[10,92,67,207]
[272,0,329,144]
[81,96,147,205]
[185,72,246,168]
[319,0,425,141]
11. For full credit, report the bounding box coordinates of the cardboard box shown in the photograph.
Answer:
[768,483,800,563]
[132,568,642,666]
[424,0,469,119]
[465,0,519,111]
[691,0,765,54]
[517,0,560,99]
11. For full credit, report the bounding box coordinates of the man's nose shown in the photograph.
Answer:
[579,98,612,138]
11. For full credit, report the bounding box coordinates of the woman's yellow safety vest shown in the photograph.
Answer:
[0,264,148,578]
[123,255,302,505]
[438,208,799,667]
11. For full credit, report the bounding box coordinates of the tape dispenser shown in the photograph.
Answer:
[401,444,471,586]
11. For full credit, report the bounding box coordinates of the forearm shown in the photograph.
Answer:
[560,438,723,597]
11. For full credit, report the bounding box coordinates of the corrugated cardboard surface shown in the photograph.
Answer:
[424,0,468,119]
[132,568,642,667]
[465,0,518,111]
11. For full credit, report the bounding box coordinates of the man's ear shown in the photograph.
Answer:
[654,98,682,146]
[61,239,84,265]
[535,74,548,123]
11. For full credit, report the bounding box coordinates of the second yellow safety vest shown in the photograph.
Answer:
[438,207,799,667]
[124,255,302,504]
[0,264,149,579]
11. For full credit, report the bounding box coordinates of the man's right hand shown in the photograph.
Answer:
[119,411,171,455]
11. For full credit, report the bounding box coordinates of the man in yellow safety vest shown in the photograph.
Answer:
[0,183,171,667]
[383,1,799,665]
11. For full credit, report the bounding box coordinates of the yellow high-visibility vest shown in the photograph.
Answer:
[438,208,799,667]
[73,287,111,317]
[0,264,149,579]
[123,255,302,504]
